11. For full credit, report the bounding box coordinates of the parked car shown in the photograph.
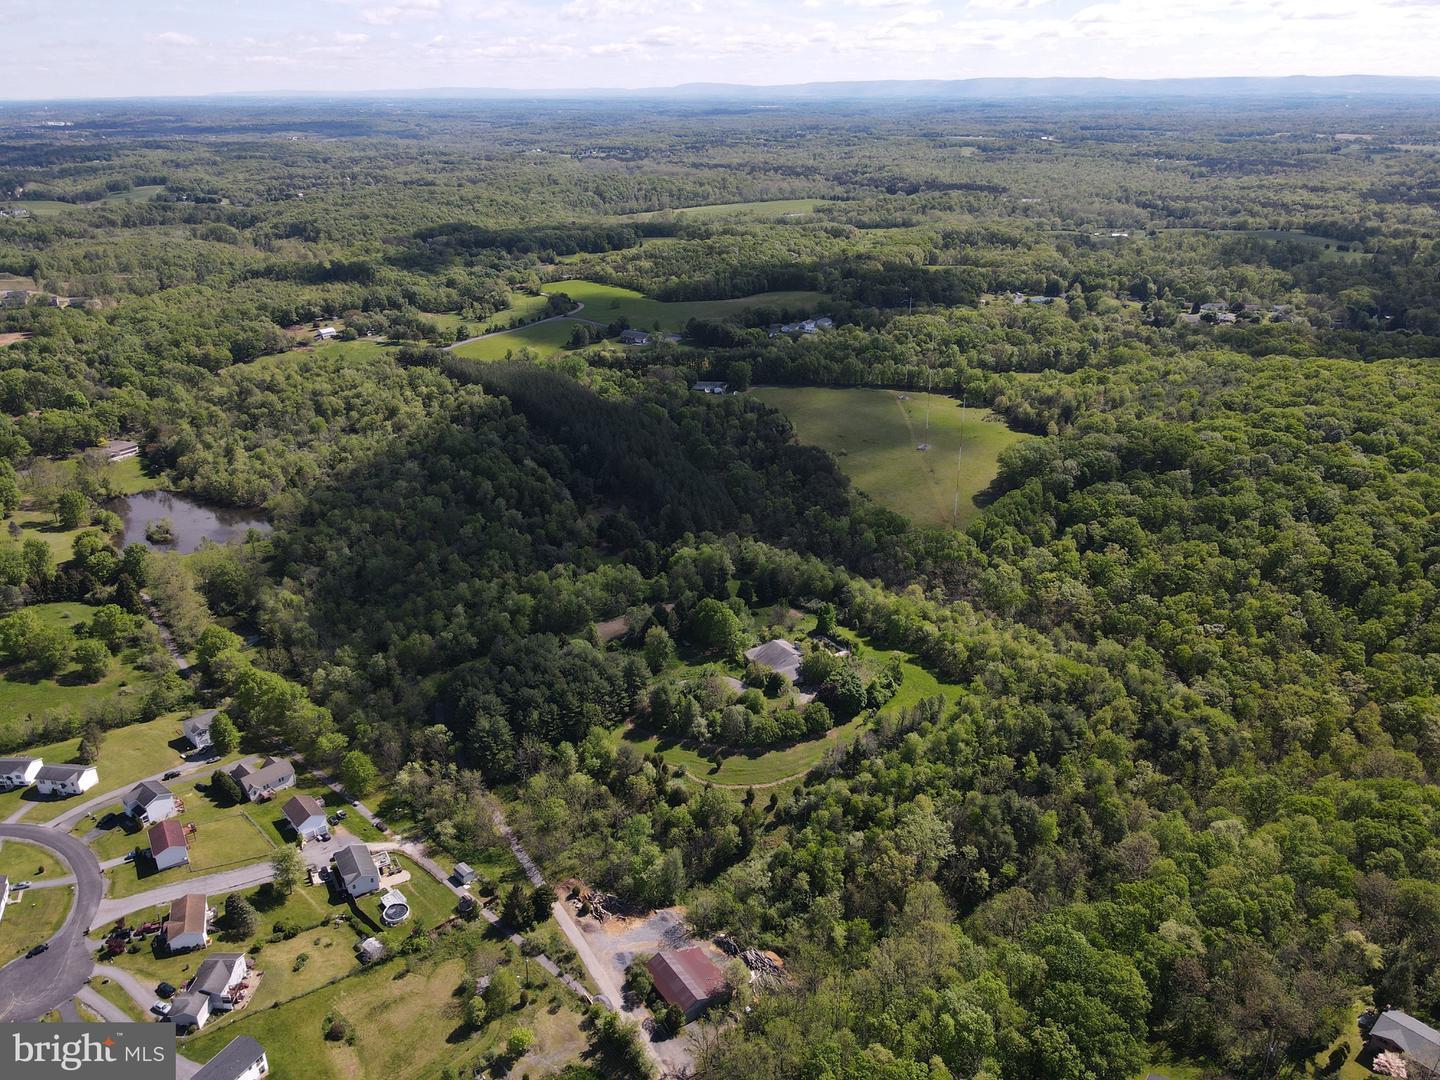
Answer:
[327,814,339,826]
[335,809,347,820]
[12,881,31,890]
[156,982,177,999]
[318,831,332,843]
[26,943,49,958]
[123,851,137,862]
[151,1001,170,1016]
[162,770,182,780]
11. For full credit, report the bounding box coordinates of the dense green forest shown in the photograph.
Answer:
[3,94,1440,1079]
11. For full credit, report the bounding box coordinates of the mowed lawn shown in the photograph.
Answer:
[0,886,73,966]
[548,278,826,333]
[752,387,1032,528]
[0,838,68,882]
[0,713,190,823]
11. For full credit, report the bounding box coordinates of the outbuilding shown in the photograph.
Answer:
[645,947,729,1020]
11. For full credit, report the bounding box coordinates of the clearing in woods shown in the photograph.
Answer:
[751,386,1033,528]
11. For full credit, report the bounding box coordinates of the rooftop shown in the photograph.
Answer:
[148,818,186,854]
[192,1036,267,1080]
[744,638,803,682]
[192,953,245,997]
[127,779,171,807]
[645,947,728,1015]
[36,763,93,781]
[281,794,325,830]
[167,893,207,938]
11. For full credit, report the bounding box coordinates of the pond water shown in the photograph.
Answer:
[107,490,272,554]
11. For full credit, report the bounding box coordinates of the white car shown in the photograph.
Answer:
[151,1002,170,1016]
[12,881,31,890]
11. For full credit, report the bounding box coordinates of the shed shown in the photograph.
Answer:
[645,946,728,1020]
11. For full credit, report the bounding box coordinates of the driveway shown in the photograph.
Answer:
[0,824,104,1020]
[92,862,274,928]
[444,300,595,351]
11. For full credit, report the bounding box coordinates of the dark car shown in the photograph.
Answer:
[156,981,177,999]
[26,943,49,958]
[162,769,182,780]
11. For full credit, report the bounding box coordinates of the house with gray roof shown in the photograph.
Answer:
[191,952,248,1006]
[744,638,803,684]
[192,1036,269,1080]
[1368,1009,1440,1076]
[229,756,295,802]
[332,844,380,897]
[183,709,219,750]
[123,779,178,825]
[169,991,212,1031]
[0,756,42,790]
[34,762,98,796]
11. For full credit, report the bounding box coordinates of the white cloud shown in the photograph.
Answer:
[334,31,371,43]
[360,0,442,25]
[148,31,200,47]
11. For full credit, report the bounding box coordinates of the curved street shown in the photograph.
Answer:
[0,824,103,1020]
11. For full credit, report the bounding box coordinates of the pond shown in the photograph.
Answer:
[107,491,272,554]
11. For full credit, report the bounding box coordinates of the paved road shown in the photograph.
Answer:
[444,300,596,351]
[93,862,274,928]
[0,824,103,1021]
[74,984,131,1023]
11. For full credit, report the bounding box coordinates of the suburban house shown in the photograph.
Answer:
[314,326,338,341]
[191,953,249,1010]
[1367,1010,1440,1077]
[333,844,380,897]
[0,876,9,923]
[168,991,212,1031]
[103,439,140,464]
[229,756,296,802]
[645,947,729,1020]
[123,780,179,825]
[691,381,729,394]
[452,862,477,886]
[619,329,651,345]
[744,638,803,684]
[148,819,190,871]
[34,763,99,797]
[280,794,327,841]
[164,893,210,952]
[183,709,219,750]
[192,1036,269,1080]
[0,756,43,790]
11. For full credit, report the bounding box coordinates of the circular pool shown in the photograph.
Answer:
[379,889,410,926]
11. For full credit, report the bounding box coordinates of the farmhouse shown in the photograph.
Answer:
[645,947,729,1020]
[691,381,730,394]
[619,329,651,345]
[744,638,803,684]
[164,893,210,952]
[0,756,43,790]
[191,952,249,1009]
[123,780,179,825]
[102,439,140,464]
[314,326,338,341]
[148,818,189,871]
[1367,1010,1440,1076]
[192,1036,269,1080]
[183,709,219,750]
[229,756,295,802]
[34,763,99,797]
[333,844,380,897]
[280,794,327,841]
[169,991,212,1031]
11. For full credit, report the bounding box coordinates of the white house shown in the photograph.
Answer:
[103,439,140,464]
[314,326,338,341]
[148,819,189,871]
[0,756,43,790]
[123,780,178,825]
[229,757,295,802]
[333,844,380,898]
[191,953,248,1009]
[280,794,327,841]
[0,876,9,923]
[34,763,99,797]
[164,893,210,952]
[183,709,219,751]
[192,1036,269,1080]
[169,991,212,1031]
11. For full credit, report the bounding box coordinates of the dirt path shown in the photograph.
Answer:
[892,392,948,518]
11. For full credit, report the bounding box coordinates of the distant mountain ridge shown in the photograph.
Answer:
[7,75,1440,107]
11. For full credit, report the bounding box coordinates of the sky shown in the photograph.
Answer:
[2,0,1439,100]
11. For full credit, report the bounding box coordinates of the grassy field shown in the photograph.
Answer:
[98,185,165,205]
[548,278,825,332]
[184,946,587,1080]
[0,839,68,882]
[5,509,91,562]
[102,456,165,495]
[628,198,828,220]
[85,974,147,1020]
[0,602,158,738]
[1,200,74,217]
[0,713,191,823]
[0,886,73,966]
[104,813,276,897]
[448,318,579,362]
[752,387,1032,528]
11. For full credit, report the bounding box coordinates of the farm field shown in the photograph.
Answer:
[0,713,191,823]
[548,278,825,332]
[448,317,578,362]
[0,601,158,727]
[0,885,73,967]
[752,387,1032,528]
